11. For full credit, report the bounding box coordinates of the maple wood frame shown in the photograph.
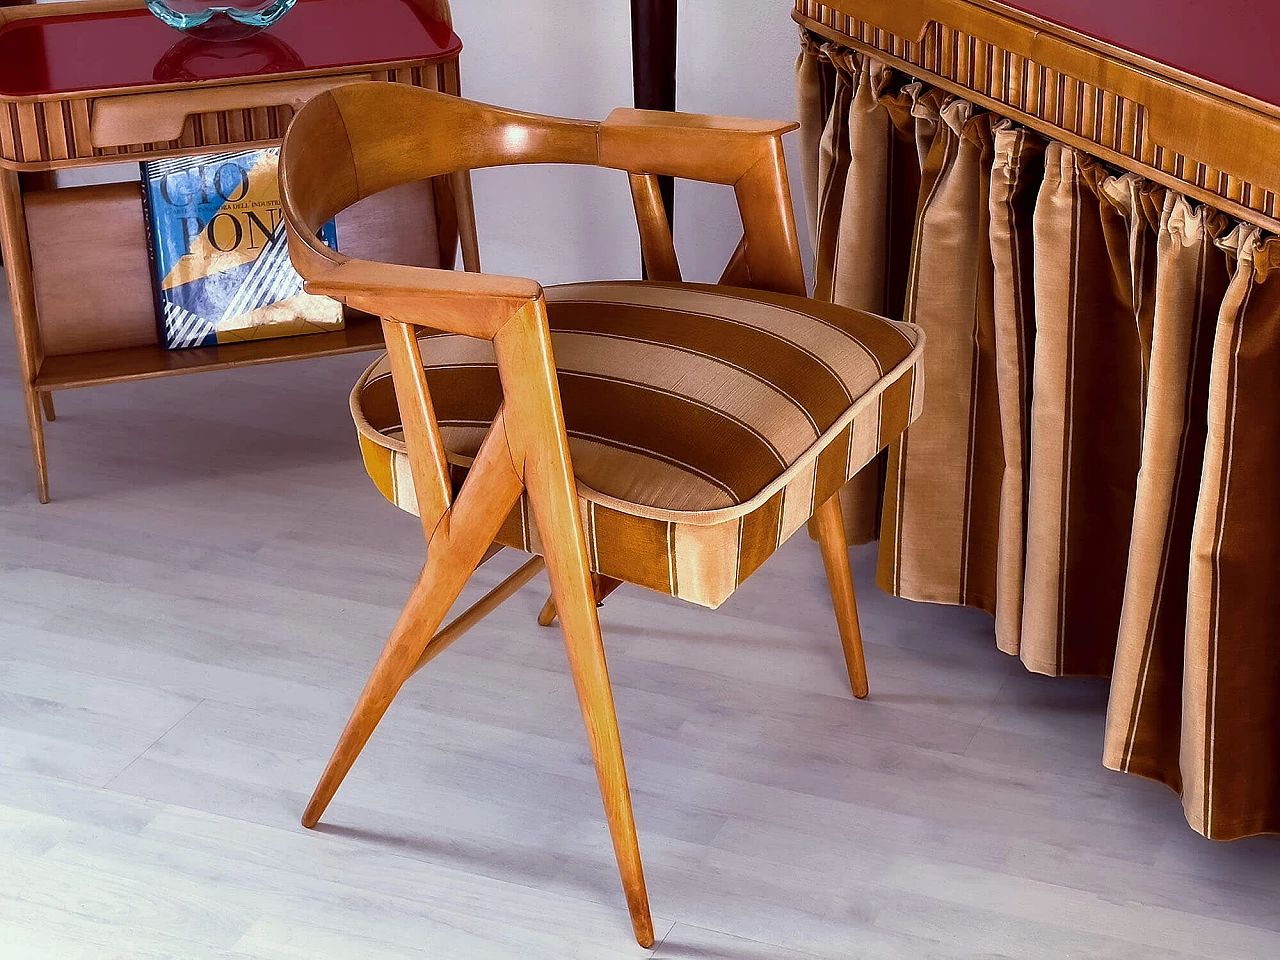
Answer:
[279,83,872,948]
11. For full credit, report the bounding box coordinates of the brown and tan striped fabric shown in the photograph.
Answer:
[352,280,922,609]
[799,32,1280,839]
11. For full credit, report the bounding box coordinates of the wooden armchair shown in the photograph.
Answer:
[280,83,924,947]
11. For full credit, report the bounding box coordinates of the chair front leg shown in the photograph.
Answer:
[302,413,524,828]
[302,559,466,829]
[497,302,653,948]
[812,493,870,699]
[525,459,654,948]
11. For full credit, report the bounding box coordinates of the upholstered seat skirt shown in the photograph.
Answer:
[353,281,924,608]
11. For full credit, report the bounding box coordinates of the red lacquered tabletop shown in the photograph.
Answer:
[1001,0,1278,107]
[0,0,462,98]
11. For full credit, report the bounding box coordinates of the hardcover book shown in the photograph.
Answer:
[140,148,342,350]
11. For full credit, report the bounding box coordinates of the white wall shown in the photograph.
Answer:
[448,1,811,287]
[53,1,812,285]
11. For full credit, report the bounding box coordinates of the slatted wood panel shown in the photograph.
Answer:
[0,61,458,169]
[796,0,1279,224]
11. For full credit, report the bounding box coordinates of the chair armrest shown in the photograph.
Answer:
[303,258,543,341]
[599,108,798,185]
[599,108,805,296]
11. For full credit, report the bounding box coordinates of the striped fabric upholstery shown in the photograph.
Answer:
[353,281,924,608]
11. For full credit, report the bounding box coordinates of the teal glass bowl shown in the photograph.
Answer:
[145,1,297,40]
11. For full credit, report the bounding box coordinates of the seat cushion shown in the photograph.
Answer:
[352,281,924,607]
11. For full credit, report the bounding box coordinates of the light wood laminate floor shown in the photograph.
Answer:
[1,293,1278,958]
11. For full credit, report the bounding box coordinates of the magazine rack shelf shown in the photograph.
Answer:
[34,312,388,390]
[0,0,469,502]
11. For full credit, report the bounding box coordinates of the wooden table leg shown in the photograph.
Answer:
[0,169,50,503]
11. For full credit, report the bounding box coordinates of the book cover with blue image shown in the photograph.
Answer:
[140,148,342,350]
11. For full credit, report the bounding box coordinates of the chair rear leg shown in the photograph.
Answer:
[536,593,559,627]
[500,303,652,946]
[812,493,870,699]
[536,574,622,627]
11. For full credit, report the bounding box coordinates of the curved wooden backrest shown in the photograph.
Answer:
[280,82,802,292]
[279,82,805,537]
[281,85,597,277]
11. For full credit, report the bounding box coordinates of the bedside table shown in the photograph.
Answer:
[0,0,469,502]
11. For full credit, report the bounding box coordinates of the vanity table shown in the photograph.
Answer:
[0,0,466,502]
[791,0,1280,840]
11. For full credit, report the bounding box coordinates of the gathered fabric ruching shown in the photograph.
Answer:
[798,32,1280,839]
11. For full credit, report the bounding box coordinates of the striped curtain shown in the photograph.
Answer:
[797,34,1280,840]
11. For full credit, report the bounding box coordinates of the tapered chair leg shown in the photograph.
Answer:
[812,493,870,699]
[537,574,622,627]
[525,465,653,947]
[303,419,524,829]
[546,560,654,946]
[301,562,470,828]
[536,593,559,627]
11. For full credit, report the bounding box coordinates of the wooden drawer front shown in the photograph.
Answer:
[1,60,457,170]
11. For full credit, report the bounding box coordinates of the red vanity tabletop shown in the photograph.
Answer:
[1001,0,1280,108]
[0,0,462,98]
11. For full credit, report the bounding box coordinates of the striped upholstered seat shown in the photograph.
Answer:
[352,280,924,608]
